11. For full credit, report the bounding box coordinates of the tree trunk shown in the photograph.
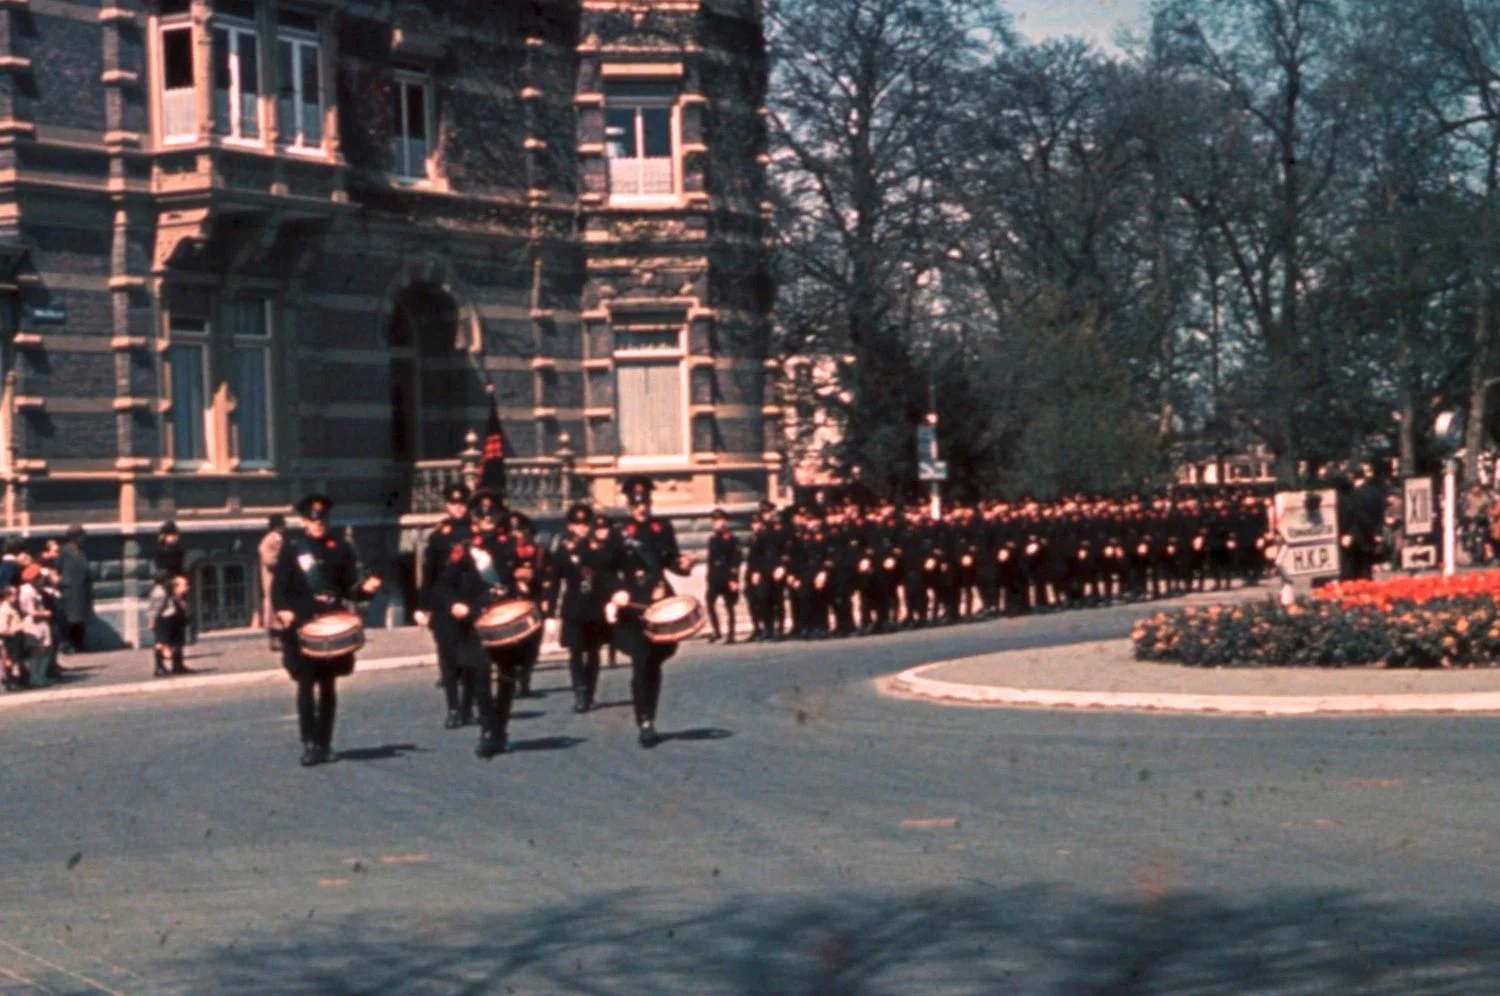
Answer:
[1464,142,1499,484]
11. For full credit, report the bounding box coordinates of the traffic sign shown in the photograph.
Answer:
[1278,540,1340,578]
[918,460,948,482]
[1401,544,1438,571]
[916,425,938,462]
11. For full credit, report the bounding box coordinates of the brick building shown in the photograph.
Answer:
[0,0,775,645]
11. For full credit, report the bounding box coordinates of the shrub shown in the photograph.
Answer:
[1130,595,1500,668]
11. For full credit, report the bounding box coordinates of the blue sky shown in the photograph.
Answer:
[1006,0,1150,50]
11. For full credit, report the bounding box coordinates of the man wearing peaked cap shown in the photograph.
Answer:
[272,493,382,767]
[552,501,622,712]
[416,481,474,730]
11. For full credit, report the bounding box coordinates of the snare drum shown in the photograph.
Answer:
[298,611,365,660]
[476,599,543,649]
[641,595,706,645]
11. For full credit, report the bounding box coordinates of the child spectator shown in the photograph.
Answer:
[148,572,192,677]
[0,585,23,691]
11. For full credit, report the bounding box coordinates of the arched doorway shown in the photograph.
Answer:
[388,283,476,463]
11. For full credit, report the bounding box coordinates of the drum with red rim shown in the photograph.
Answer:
[298,611,365,660]
[642,595,706,645]
[476,599,543,649]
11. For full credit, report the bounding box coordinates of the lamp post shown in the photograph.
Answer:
[1434,410,1465,578]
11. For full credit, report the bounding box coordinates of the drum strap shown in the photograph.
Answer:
[470,544,503,588]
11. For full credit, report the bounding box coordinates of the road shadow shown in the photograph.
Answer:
[166,883,1500,994]
[509,736,586,752]
[662,727,734,743]
[336,744,426,762]
[510,710,546,721]
[589,698,633,711]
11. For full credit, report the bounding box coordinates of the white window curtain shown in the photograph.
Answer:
[617,362,683,457]
[212,24,260,141]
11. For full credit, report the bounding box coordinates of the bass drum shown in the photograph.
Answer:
[298,611,365,660]
[641,595,707,645]
[476,599,543,649]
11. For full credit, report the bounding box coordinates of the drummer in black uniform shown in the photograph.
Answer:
[435,489,527,760]
[416,483,473,730]
[552,504,620,713]
[608,475,694,748]
[508,510,547,698]
[271,494,382,767]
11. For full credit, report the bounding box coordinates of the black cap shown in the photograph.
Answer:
[593,512,613,530]
[444,483,472,506]
[509,511,534,534]
[468,489,504,521]
[296,494,334,522]
[710,507,728,521]
[621,474,654,506]
[159,520,179,537]
[567,502,592,525]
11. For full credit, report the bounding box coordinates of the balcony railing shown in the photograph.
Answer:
[406,431,585,517]
[609,157,675,198]
[162,87,197,143]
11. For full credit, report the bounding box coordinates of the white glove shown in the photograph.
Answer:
[605,603,619,625]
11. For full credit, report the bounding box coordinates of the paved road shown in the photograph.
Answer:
[2,598,1499,994]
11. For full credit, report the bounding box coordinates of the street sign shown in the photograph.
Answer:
[1273,489,1338,545]
[1401,544,1438,571]
[916,425,938,462]
[25,304,65,326]
[1279,541,1340,578]
[918,460,948,482]
[1403,477,1434,538]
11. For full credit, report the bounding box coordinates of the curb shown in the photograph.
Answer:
[884,661,1500,716]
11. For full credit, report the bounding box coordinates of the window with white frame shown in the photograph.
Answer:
[391,74,432,180]
[159,21,197,144]
[605,99,676,200]
[167,319,210,466]
[276,28,322,152]
[228,297,272,466]
[212,20,261,142]
[613,311,687,459]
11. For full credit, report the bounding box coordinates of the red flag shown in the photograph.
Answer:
[480,384,507,498]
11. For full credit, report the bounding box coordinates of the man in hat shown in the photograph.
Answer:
[552,504,621,712]
[612,475,694,747]
[704,508,742,644]
[745,500,789,641]
[154,521,185,579]
[507,509,548,698]
[433,489,527,759]
[271,494,382,767]
[57,524,92,653]
[416,483,474,729]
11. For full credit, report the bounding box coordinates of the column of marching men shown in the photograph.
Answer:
[267,482,1272,766]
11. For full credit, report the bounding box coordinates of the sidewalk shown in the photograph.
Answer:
[884,641,1500,715]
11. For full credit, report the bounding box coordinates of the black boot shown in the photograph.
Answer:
[153,650,168,678]
[573,690,589,714]
[300,742,321,767]
[638,724,661,749]
[443,709,463,730]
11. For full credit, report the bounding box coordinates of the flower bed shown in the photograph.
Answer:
[1131,596,1500,668]
[1315,570,1500,610]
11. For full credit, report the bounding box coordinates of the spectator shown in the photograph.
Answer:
[154,521,185,577]
[258,514,286,651]
[17,564,52,688]
[57,525,92,653]
[39,564,63,679]
[0,585,22,691]
[0,539,22,591]
[147,571,192,677]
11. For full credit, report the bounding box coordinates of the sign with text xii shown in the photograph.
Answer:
[1404,477,1434,538]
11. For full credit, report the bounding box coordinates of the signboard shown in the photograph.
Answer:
[918,460,948,482]
[25,304,66,326]
[1273,489,1338,545]
[1403,477,1434,538]
[1279,541,1340,578]
[916,425,938,462]
[1401,544,1439,571]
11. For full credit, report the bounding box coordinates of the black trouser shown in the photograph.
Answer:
[153,645,184,674]
[473,646,519,741]
[567,623,608,706]
[296,672,338,749]
[628,643,672,726]
[66,621,87,654]
[706,584,738,641]
[517,631,542,695]
[904,575,927,624]
[435,632,473,718]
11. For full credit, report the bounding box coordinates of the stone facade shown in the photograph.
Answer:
[0,0,774,645]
